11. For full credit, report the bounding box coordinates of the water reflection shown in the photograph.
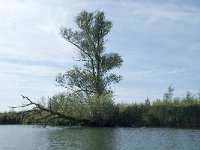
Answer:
[47,127,116,150]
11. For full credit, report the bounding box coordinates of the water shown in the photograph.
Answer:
[0,125,199,150]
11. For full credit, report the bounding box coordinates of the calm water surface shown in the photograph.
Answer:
[0,125,199,150]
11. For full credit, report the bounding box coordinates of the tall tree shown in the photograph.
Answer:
[163,85,175,102]
[13,10,123,127]
[56,10,123,96]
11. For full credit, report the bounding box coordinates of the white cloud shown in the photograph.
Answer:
[117,68,187,83]
[127,2,200,23]
[0,0,76,64]
[0,61,60,77]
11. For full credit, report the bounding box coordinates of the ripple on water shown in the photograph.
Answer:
[0,125,200,150]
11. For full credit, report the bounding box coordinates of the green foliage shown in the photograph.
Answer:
[56,10,123,96]
[88,93,117,126]
[115,87,200,128]
[51,10,123,126]
[119,104,143,126]
[1,88,200,127]
[0,111,21,124]
[163,85,175,102]
[18,92,118,126]
[47,92,118,126]
[21,110,45,125]
[50,92,90,120]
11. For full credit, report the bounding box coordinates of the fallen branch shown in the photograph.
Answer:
[11,95,88,127]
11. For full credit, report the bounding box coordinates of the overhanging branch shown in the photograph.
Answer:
[12,95,89,127]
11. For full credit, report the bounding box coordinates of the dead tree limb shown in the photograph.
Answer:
[12,95,88,127]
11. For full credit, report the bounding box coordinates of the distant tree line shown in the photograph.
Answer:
[0,111,21,124]
[1,87,200,128]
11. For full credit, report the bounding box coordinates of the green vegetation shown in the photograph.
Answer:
[11,10,123,127]
[116,93,200,128]
[0,111,21,124]
[1,87,200,128]
[56,10,123,96]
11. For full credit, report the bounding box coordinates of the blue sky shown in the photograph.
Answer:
[0,0,200,111]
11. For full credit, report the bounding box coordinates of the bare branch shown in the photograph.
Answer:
[12,95,89,126]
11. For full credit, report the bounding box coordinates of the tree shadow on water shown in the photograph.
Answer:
[46,127,116,150]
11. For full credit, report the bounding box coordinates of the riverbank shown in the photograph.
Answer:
[1,97,200,128]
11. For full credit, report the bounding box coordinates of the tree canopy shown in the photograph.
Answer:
[56,10,123,96]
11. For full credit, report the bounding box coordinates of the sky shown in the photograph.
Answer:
[0,0,200,111]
